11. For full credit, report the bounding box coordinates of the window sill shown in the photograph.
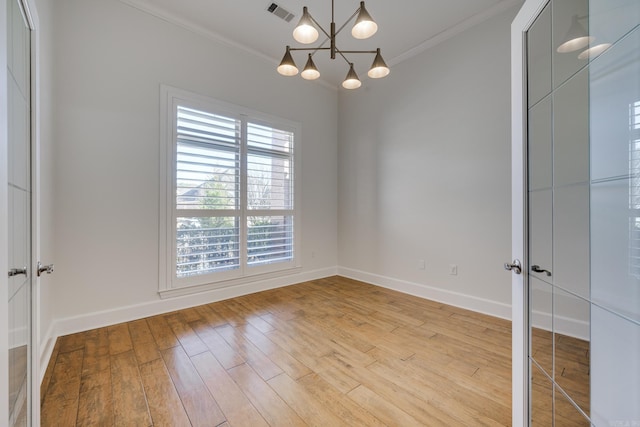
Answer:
[158,265,302,299]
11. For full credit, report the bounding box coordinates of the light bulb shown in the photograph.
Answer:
[301,54,320,80]
[293,7,319,44]
[352,2,378,39]
[342,64,361,89]
[277,47,298,76]
[368,49,389,79]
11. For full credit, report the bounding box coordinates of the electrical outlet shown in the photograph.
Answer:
[449,264,458,275]
[418,259,426,270]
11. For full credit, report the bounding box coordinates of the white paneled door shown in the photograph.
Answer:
[6,0,32,425]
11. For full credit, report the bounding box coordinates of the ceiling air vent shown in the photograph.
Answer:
[266,2,295,23]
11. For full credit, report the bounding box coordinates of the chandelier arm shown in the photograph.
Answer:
[333,47,352,66]
[280,1,386,86]
[310,37,330,56]
[336,50,378,54]
[290,36,332,58]
[289,47,331,52]
[333,47,377,66]
[333,9,360,37]
[308,14,331,40]
[316,37,330,49]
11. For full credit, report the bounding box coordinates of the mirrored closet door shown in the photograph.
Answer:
[525,0,639,425]
[6,0,32,424]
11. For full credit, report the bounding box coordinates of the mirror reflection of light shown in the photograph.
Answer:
[557,35,594,53]
[557,14,593,53]
[578,43,612,60]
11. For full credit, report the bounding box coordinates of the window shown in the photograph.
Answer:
[160,86,300,295]
[629,100,640,278]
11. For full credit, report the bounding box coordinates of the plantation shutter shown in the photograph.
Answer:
[175,106,241,277]
[171,103,297,283]
[246,122,295,267]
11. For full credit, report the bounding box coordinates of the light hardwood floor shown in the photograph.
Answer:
[41,276,514,426]
[530,327,591,426]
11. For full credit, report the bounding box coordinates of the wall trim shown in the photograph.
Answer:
[38,265,592,382]
[119,0,337,91]
[531,310,590,341]
[9,325,28,348]
[388,0,522,66]
[119,0,275,66]
[55,267,337,338]
[39,323,56,383]
[44,267,336,349]
[338,266,513,321]
[119,0,521,87]
[336,266,591,341]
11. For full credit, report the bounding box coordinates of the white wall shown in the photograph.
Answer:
[49,0,338,333]
[337,6,518,318]
[45,0,518,348]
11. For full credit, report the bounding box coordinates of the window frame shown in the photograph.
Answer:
[159,85,301,297]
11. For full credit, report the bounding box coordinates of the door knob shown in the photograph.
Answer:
[8,267,27,277]
[531,265,551,276]
[37,262,54,277]
[504,259,522,274]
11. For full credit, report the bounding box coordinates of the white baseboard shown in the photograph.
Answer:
[39,323,57,383]
[338,266,513,321]
[38,267,336,379]
[9,325,28,349]
[48,266,337,342]
[531,310,590,341]
[38,265,593,385]
[336,267,591,341]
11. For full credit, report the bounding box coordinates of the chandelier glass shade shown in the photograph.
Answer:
[293,7,319,44]
[277,0,390,89]
[342,63,362,89]
[351,3,377,39]
[276,46,299,76]
[301,54,321,80]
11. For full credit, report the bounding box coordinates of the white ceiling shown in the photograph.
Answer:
[121,0,521,88]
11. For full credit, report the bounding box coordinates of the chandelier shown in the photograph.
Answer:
[277,0,390,89]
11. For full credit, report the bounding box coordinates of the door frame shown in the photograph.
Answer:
[511,0,549,426]
[0,0,41,424]
[1,0,10,418]
[24,0,41,424]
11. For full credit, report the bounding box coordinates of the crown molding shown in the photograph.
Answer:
[388,0,523,66]
[119,0,337,91]
[119,0,522,88]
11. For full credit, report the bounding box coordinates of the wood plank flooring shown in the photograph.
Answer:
[530,327,591,426]
[41,276,514,426]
